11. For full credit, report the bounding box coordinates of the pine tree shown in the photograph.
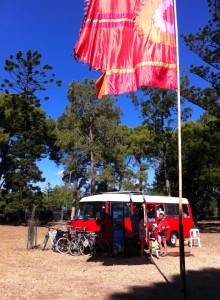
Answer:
[181,0,220,117]
[0,50,61,220]
[56,78,121,195]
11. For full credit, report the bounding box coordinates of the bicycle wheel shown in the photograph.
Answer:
[56,237,70,254]
[69,238,83,256]
[41,234,49,251]
[94,239,110,258]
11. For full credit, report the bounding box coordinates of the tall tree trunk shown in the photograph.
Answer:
[89,124,96,195]
[138,159,143,192]
[164,157,171,196]
[161,107,171,197]
[90,151,96,194]
[71,180,78,220]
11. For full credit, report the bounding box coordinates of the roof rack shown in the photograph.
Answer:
[103,191,144,195]
[104,191,147,203]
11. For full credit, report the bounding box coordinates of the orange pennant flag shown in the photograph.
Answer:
[74,0,177,98]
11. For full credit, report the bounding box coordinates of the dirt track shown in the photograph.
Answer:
[0,223,219,300]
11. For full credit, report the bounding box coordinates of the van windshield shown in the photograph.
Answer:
[75,202,105,220]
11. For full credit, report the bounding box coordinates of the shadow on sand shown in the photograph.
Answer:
[87,254,152,266]
[107,267,220,300]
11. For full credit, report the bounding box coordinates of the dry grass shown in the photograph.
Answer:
[0,223,220,300]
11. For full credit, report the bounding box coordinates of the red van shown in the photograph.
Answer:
[71,192,194,247]
[142,195,194,246]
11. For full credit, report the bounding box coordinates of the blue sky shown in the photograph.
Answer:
[0,0,210,189]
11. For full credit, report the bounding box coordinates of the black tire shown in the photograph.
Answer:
[56,237,70,254]
[169,232,178,247]
[42,235,49,251]
[69,238,83,256]
[94,239,110,258]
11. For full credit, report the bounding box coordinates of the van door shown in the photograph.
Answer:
[110,202,132,239]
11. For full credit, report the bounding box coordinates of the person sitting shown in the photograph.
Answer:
[149,224,159,259]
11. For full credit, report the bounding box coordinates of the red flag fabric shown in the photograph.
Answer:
[74,0,177,98]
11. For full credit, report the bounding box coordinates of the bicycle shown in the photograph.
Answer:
[69,232,91,256]
[71,231,110,257]
[93,235,110,258]
[69,236,84,256]
[56,226,82,255]
[41,226,64,251]
[66,227,93,256]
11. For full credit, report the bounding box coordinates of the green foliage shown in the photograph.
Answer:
[178,0,220,218]
[0,50,62,105]
[56,79,159,194]
[181,0,220,117]
[128,80,192,195]
[165,118,220,220]
[0,50,62,219]
[0,94,46,213]
[44,117,63,162]
[124,125,154,192]
[56,78,124,194]
[41,185,72,210]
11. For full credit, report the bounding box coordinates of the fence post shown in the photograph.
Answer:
[27,221,38,249]
[27,204,38,249]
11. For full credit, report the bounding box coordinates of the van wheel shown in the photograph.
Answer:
[169,232,178,247]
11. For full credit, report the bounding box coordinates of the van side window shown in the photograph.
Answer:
[183,204,189,217]
[111,202,130,218]
[76,202,105,220]
[156,204,165,217]
[166,204,178,218]
[165,204,189,218]
[147,204,156,222]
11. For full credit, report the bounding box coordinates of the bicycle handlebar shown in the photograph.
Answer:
[71,230,100,236]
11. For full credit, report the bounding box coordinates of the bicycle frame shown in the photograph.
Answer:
[42,227,57,250]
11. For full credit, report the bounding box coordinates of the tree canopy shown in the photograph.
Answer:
[0,50,61,220]
[181,0,220,117]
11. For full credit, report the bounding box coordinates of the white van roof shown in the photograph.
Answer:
[79,192,189,204]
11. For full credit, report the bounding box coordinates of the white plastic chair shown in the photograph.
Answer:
[189,228,201,247]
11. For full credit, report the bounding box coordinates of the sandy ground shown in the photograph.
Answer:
[0,222,219,300]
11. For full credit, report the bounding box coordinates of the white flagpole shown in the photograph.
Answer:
[173,1,187,299]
